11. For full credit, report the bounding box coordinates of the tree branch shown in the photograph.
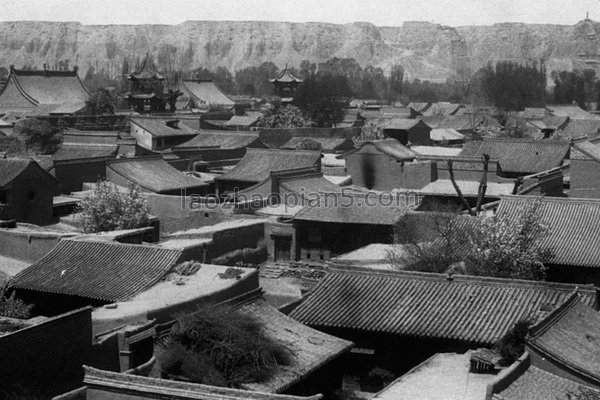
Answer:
[448,159,476,216]
[475,153,490,214]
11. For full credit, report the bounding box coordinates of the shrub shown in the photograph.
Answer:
[0,285,33,319]
[160,304,291,387]
[493,319,533,366]
[78,180,150,233]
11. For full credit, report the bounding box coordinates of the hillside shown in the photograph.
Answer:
[1,19,599,82]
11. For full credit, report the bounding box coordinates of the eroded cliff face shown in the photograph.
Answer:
[0,19,599,81]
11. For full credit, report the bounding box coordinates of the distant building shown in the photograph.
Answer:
[0,158,59,225]
[125,54,169,113]
[106,156,209,196]
[0,65,90,116]
[292,192,415,260]
[130,116,198,151]
[458,138,570,178]
[570,137,600,198]
[341,139,435,191]
[269,66,303,98]
[382,119,432,146]
[280,136,355,153]
[179,79,235,111]
[214,148,322,194]
[173,130,266,164]
[49,129,136,193]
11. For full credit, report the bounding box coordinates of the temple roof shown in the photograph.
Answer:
[129,54,165,80]
[269,67,303,84]
[0,68,90,115]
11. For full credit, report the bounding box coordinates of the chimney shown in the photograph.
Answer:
[43,63,48,71]
[9,65,14,72]
[73,65,78,74]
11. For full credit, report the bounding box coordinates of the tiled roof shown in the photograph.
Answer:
[83,365,324,400]
[293,193,413,225]
[0,69,90,115]
[496,196,600,267]
[223,111,263,128]
[0,158,33,186]
[430,128,465,142]
[527,293,600,383]
[129,55,165,80]
[239,299,352,393]
[416,179,514,197]
[215,148,322,183]
[520,107,547,119]
[421,103,464,117]
[10,238,184,302]
[107,157,208,193]
[280,137,354,152]
[236,170,341,203]
[181,80,235,109]
[493,365,600,400]
[572,138,600,161]
[51,144,118,161]
[342,139,416,160]
[289,268,596,346]
[421,115,476,131]
[559,118,600,139]
[546,104,600,120]
[459,139,570,174]
[407,102,431,113]
[269,67,303,83]
[174,131,262,150]
[130,117,199,138]
[384,118,429,130]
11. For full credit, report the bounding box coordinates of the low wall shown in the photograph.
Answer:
[0,307,93,398]
[0,227,75,263]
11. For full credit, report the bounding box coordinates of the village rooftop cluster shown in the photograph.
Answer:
[0,46,600,400]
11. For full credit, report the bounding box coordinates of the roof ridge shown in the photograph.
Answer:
[499,194,600,205]
[527,290,580,339]
[325,266,597,292]
[65,237,182,252]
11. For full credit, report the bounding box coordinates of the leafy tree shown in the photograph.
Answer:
[477,61,546,110]
[389,64,405,100]
[256,104,312,128]
[159,303,291,387]
[293,73,352,127]
[77,180,150,233]
[294,137,322,151]
[235,62,278,96]
[83,88,115,115]
[12,118,61,154]
[391,198,552,280]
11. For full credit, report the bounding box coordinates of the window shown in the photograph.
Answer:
[0,190,6,204]
[28,191,36,201]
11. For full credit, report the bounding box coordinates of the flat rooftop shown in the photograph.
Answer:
[373,352,497,400]
[92,264,256,333]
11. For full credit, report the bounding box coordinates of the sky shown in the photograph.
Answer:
[1,0,599,27]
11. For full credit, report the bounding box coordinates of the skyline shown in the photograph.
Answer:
[2,0,600,27]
